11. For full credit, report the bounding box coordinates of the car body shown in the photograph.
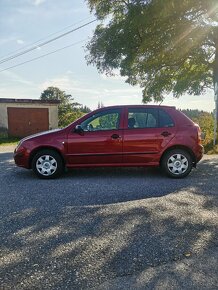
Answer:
[14,105,204,178]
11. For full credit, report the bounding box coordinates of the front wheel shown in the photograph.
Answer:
[161,149,193,178]
[32,149,64,179]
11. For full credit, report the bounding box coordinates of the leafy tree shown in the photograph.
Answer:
[59,111,84,128]
[40,87,91,127]
[181,109,206,120]
[40,87,72,124]
[182,109,214,149]
[80,105,92,113]
[86,0,218,103]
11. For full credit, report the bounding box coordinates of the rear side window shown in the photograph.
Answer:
[128,108,158,128]
[158,109,175,127]
[127,108,175,129]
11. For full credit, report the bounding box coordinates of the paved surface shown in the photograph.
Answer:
[0,145,217,289]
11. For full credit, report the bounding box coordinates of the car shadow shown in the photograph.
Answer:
[0,152,217,207]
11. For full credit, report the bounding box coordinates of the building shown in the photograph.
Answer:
[0,98,60,137]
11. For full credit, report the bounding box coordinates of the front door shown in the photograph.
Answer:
[66,108,123,166]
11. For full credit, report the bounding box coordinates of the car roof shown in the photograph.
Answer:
[95,105,176,110]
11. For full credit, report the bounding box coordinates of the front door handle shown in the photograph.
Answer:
[161,131,172,137]
[111,134,121,140]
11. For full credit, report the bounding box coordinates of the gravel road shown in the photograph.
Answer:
[0,146,217,289]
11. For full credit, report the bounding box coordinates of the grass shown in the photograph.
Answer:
[0,134,20,146]
[203,140,218,154]
[206,145,218,155]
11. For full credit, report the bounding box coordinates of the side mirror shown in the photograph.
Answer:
[74,125,84,134]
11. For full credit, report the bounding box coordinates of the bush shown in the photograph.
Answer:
[182,109,216,154]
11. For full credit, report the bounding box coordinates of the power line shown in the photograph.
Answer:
[0,19,96,64]
[0,39,87,73]
[0,16,93,60]
[0,19,96,65]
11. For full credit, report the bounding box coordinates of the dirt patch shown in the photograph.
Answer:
[0,144,16,153]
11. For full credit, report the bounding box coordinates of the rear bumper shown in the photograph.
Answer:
[195,144,204,163]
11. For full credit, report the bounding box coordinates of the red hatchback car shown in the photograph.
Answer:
[14,105,203,179]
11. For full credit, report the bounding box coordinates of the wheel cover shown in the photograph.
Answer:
[36,155,57,176]
[167,153,189,175]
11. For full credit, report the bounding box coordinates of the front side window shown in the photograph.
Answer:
[80,109,121,131]
[128,108,158,129]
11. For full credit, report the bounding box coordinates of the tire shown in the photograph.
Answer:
[161,149,193,178]
[32,149,64,179]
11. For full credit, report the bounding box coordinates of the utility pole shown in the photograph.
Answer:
[214,82,218,146]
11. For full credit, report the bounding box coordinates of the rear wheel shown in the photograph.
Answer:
[161,149,193,178]
[32,149,64,179]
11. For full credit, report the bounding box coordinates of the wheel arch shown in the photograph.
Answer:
[29,146,65,169]
[160,145,196,167]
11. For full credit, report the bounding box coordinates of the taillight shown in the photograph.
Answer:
[197,126,203,144]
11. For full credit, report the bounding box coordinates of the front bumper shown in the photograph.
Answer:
[14,148,30,169]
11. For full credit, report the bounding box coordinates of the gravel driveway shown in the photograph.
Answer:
[0,146,217,289]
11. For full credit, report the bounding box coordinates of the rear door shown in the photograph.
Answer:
[123,107,176,164]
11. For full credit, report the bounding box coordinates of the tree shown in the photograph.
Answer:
[182,109,214,151]
[80,105,92,113]
[40,87,72,123]
[40,87,91,127]
[97,101,104,108]
[59,111,84,128]
[86,0,218,103]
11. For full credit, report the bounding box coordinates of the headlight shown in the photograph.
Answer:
[15,140,24,152]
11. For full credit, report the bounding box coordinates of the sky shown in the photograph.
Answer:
[0,0,215,112]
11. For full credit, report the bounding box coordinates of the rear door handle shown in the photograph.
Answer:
[161,131,172,137]
[111,134,121,140]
